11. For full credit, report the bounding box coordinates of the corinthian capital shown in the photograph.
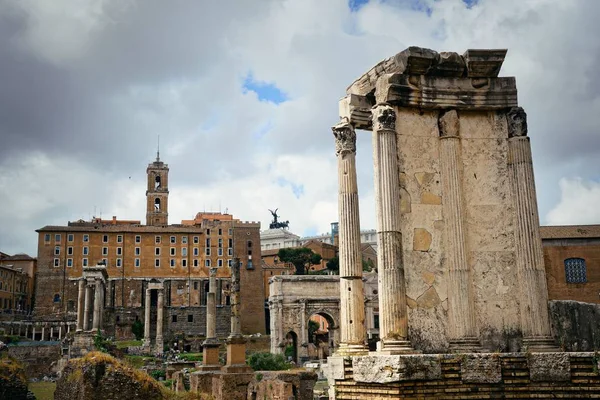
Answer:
[372,103,396,132]
[507,107,528,138]
[332,119,356,156]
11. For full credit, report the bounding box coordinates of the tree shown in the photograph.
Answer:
[278,247,322,275]
[326,256,339,274]
[308,320,320,344]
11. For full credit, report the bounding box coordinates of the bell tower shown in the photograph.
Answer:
[146,149,169,226]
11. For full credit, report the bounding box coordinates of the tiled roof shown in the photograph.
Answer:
[539,225,600,239]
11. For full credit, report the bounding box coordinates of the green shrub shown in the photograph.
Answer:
[149,369,166,380]
[247,352,289,371]
[131,320,144,341]
[162,379,173,388]
[284,345,294,358]
[93,332,112,353]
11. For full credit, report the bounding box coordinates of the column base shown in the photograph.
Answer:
[522,336,560,352]
[377,339,419,355]
[155,337,164,355]
[225,335,248,368]
[449,337,483,353]
[202,341,221,369]
[335,343,369,356]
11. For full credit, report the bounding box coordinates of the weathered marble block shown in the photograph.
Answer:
[352,355,441,383]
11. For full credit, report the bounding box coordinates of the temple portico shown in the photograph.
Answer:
[75,264,108,334]
[143,280,165,355]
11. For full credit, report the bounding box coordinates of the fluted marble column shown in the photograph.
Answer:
[332,119,367,355]
[205,267,218,341]
[92,280,102,331]
[438,110,480,351]
[76,279,85,332]
[507,107,557,352]
[372,104,414,353]
[155,289,164,353]
[144,288,151,344]
[83,284,92,331]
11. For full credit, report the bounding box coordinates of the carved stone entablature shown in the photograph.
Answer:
[339,94,372,130]
[372,104,396,132]
[332,119,357,156]
[438,110,460,138]
[375,73,517,110]
[507,107,528,138]
[346,47,508,97]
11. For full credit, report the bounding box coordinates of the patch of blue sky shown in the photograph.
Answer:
[276,177,305,199]
[462,0,479,9]
[349,0,369,12]
[252,121,274,140]
[242,73,288,105]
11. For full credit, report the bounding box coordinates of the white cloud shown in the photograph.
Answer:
[545,178,600,225]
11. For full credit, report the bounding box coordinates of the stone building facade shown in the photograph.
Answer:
[0,252,36,315]
[541,224,600,304]
[33,155,265,342]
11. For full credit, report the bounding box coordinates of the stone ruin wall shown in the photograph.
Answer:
[398,108,521,352]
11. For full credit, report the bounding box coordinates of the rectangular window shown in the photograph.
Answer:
[218,259,223,267]
[83,258,88,267]
[193,248,199,256]
[44,234,51,243]
[206,229,211,235]
[54,246,60,256]
[83,247,89,256]
[182,259,187,267]
[83,234,89,242]
[135,247,140,256]
[53,258,60,268]
[170,247,176,256]
[67,258,73,268]
[116,247,122,256]
[135,258,140,268]
[205,248,211,256]
[155,247,160,256]
[206,238,210,247]
[55,234,61,243]
[67,247,73,256]
[228,248,233,256]
[193,259,199,267]
[68,234,74,242]
[102,258,107,266]
[135,235,141,243]
[155,259,160,268]
[155,236,161,244]
[102,247,108,256]
[228,238,233,247]
[182,236,188,244]
[218,248,223,256]
[193,236,199,244]
[188,315,193,323]
[170,236,176,244]
[194,281,199,290]
[170,259,175,268]
[205,259,211,267]
[228,259,232,267]
[117,235,123,243]
[218,238,223,248]
[182,248,187,257]
[103,235,108,243]
[228,228,233,235]
[116,258,122,268]
[218,228,222,235]
[172,315,177,323]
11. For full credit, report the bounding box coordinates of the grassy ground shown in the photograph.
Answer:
[115,340,143,349]
[29,381,56,400]
[176,353,203,362]
[124,354,156,368]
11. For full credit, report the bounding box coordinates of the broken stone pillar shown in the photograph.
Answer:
[332,120,368,356]
[507,107,557,352]
[223,259,251,373]
[144,288,151,346]
[92,280,102,332]
[83,283,92,331]
[371,104,414,354]
[76,278,85,332]
[155,289,164,354]
[438,110,480,351]
[201,267,221,370]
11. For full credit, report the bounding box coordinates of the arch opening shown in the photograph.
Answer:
[306,311,335,361]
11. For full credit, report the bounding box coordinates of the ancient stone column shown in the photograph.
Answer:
[156,289,164,354]
[372,104,414,353]
[58,324,62,340]
[205,267,218,340]
[223,258,251,372]
[144,288,151,344]
[438,110,481,351]
[32,326,36,341]
[83,283,92,331]
[76,279,85,332]
[300,300,307,346]
[507,107,557,351]
[41,326,45,341]
[106,280,114,308]
[332,119,368,355]
[92,280,102,331]
[50,326,54,340]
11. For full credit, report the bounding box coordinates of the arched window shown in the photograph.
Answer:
[154,198,161,211]
[155,175,161,189]
[565,258,587,283]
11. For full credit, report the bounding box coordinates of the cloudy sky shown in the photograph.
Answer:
[1,0,599,255]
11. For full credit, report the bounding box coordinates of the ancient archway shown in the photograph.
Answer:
[268,275,341,364]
